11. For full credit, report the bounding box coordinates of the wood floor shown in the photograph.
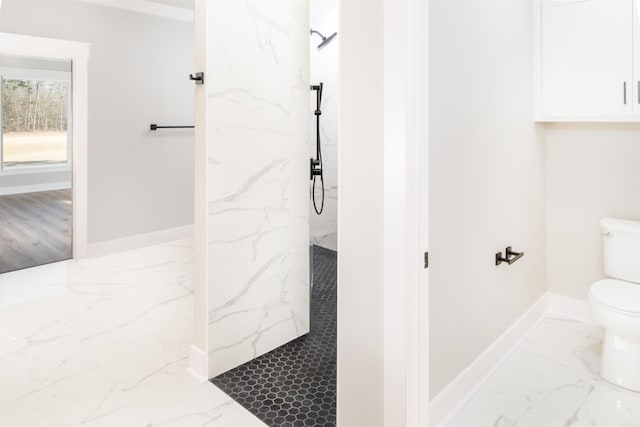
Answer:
[0,189,72,274]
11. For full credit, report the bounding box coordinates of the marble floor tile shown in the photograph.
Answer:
[0,240,265,427]
[447,316,640,427]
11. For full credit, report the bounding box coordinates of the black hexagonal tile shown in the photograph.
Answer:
[211,246,336,427]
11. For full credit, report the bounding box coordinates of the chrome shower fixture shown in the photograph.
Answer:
[310,28,338,50]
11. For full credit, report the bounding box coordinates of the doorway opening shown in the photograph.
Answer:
[208,0,340,425]
[0,55,73,273]
[0,32,90,268]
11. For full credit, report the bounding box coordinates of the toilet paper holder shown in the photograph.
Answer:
[495,246,524,266]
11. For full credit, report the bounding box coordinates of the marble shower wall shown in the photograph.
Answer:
[309,0,339,251]
[204,0,310,377]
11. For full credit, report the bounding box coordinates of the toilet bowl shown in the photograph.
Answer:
[589,279,640,391]
[588,218,640,392]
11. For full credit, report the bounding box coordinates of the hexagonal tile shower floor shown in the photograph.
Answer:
[211,246,337,427]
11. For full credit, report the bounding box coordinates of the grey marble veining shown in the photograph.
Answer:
[204,0,310,378]
[447,317,640,427]
[0,240,265,427]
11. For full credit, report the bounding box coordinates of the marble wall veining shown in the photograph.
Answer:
[202,0,311,377]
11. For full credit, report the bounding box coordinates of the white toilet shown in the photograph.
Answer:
[589,217,640,392]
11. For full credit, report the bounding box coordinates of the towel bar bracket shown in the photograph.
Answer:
[495,246,524,266]
[150,124,194,131]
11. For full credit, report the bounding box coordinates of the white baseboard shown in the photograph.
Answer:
[87,224,193,257]
[187,345,207,382]
[429,292,592,426]
[429,293,549,427]
[547,293,594,324]
[0,181,71,196]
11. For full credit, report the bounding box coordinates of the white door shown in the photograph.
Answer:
[194,0,310,378]
[542,0,633,117]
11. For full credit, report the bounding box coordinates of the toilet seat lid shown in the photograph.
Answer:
[590,279,640,313]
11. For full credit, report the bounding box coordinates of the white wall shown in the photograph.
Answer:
[0,0,194,244]
[309,0,339,251]
[338,0,384,424]
[547,124,640,300]
[429,0,547,397]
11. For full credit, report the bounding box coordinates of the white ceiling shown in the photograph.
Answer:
[147,0,193,10]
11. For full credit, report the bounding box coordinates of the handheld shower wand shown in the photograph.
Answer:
[310,83,324,215]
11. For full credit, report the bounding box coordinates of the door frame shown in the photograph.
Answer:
[0,32,90,258]
[337,0,429,424]
[190,0,430,421]
[381,0,430,423]
[406,0,430,424]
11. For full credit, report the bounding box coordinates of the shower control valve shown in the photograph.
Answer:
[310,158,322,180]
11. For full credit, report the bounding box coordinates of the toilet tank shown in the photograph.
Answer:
[601,217,640,284]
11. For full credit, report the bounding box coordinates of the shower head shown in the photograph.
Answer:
[310,29,338,50]
[318,32,337,50]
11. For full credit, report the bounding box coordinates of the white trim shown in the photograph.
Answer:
[71,54,89,258]
[0,33,89,61]
[0,181,71,196]
[192,0,209,379]
[533,0,542,121]
[429,293,550,427]
[535,115,640,123]
[87,224,194,258]
[187,345,208,382]
[406,0,430,425]
[548,293,594,324]
[0,67,71,82]
[0,165,71,176]
[382,1,430,425]
[78,0,193,23]
[0,32,90,259]
[383,0,409,425]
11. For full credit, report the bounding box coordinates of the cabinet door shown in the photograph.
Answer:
[633,0,640,114]
[542,0,633,117]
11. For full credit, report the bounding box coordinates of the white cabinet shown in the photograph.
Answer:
[536,0,640,121]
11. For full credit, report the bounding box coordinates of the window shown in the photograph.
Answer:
[0,57,72,171]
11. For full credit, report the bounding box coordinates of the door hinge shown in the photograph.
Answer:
[189,72,204,85]
[424,252,429,269]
